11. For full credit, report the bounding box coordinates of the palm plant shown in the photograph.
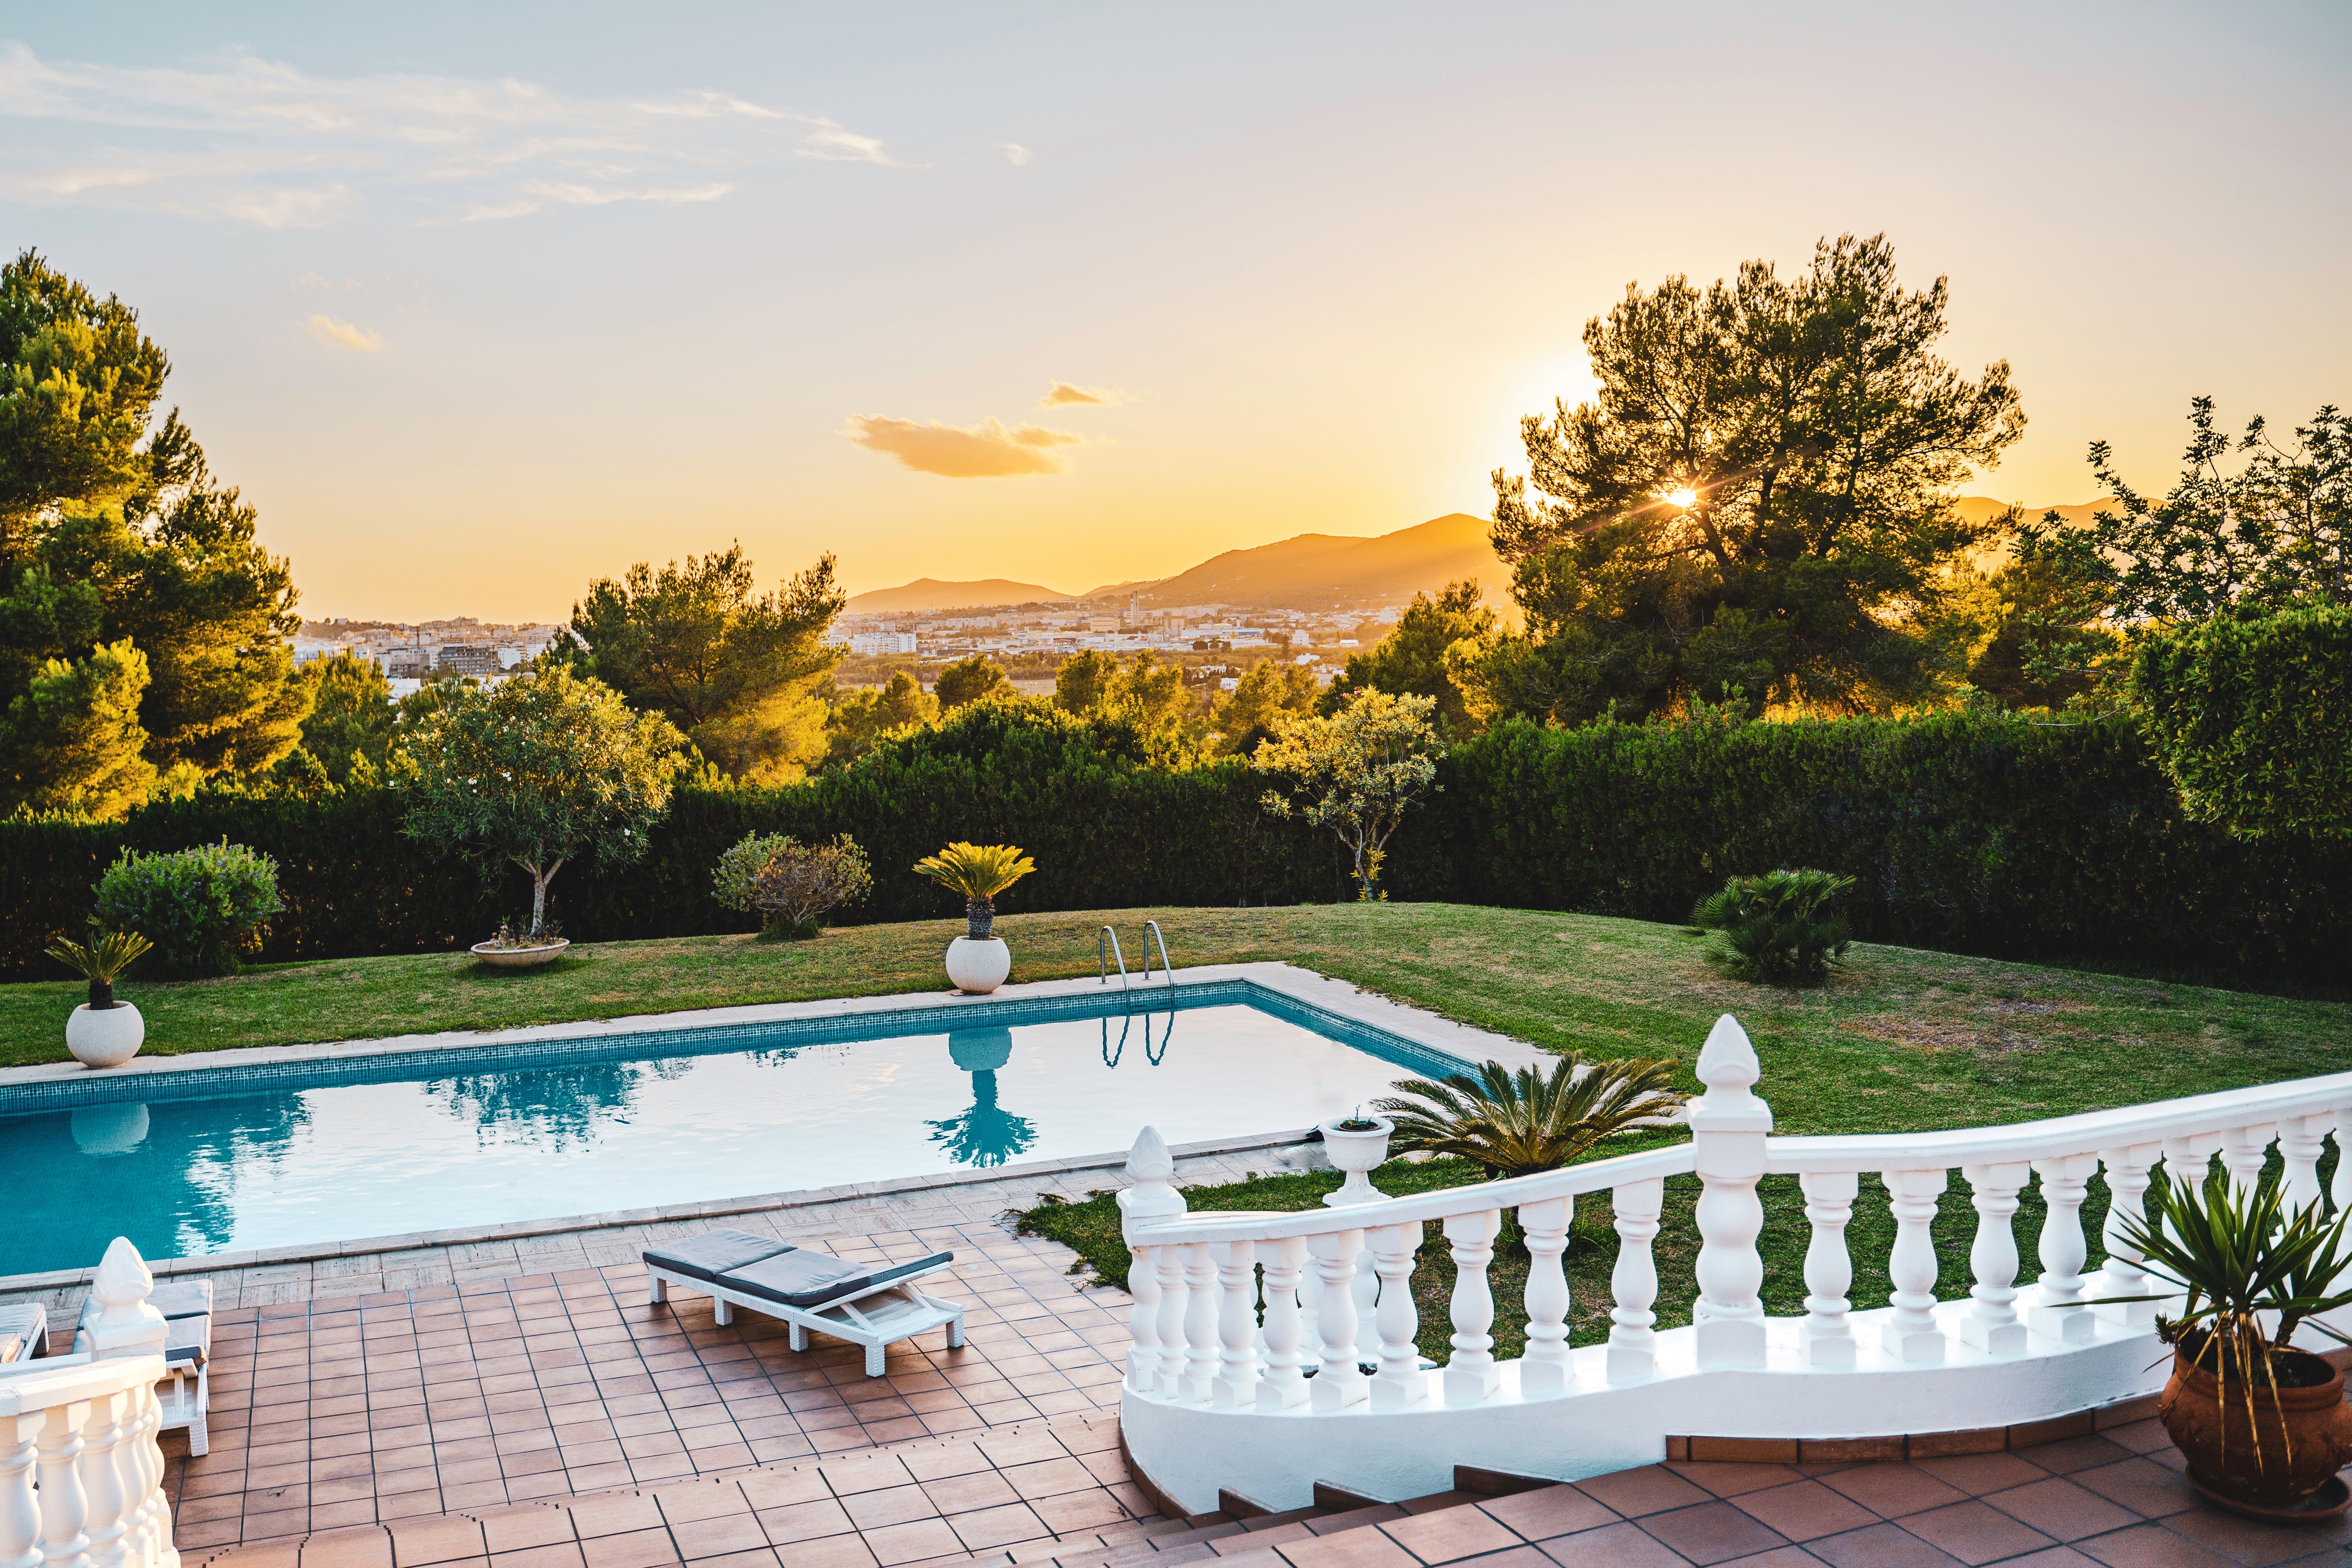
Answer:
[1691,867,1854,983]
[1374,1053,1685,1179]
[45,928,155,1010]
[912,842,1037,939]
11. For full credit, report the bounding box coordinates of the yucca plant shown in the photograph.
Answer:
[912,842,1037,940]
[45,928,156,1010]
[1691,867,1855,983]
[1374,1053,1685,1179]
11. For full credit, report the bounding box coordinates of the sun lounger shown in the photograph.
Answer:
[0,1303,43,1363]
[78,1278,212,1456]
[643,1228,964,1377]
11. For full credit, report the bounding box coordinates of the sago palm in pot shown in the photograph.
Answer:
[913,842,1036,994]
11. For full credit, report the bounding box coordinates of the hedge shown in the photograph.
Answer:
[4,706,2344,983]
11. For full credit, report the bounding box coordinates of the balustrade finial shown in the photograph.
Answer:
[91,1237,162,1329]
[1692,1014,1770,1132]
[1127,1125,1173,1181]
[1118,1126,1188,1242]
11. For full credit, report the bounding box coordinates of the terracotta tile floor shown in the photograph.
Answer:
[161,1222,1135,1552]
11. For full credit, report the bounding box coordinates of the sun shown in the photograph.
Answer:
[1666,487,1700,510]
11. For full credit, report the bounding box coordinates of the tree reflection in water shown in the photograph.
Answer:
[421,1056,699,1148]
[928,1028,1037,1169]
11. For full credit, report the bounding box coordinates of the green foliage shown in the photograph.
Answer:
[1481,234,2024,723]
[1691,867,1856,983]
[1323,579,1497,735]
[1056,649,1191,733]
[824,670,936,767]
[564,543,843,782]
[1207,659,1319,755]
[284,650,397,786]
[94,839,284,977]
[712,830,873,937]
[1,637,155,816]
[913,841,1035,936]
[2021,399,2350,624]
[1376,1054,1685,1177]
[43,925,152,1006]
[400,668,690,936]
[2129,601,2352,840]
[1256,688,1443,898]
[933,654,1010,711]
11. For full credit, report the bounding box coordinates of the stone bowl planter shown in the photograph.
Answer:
[470,938,571,969]
[946,936,1010,994]
[67,1002,145,1069]
[1319,1113,1394,1207]
[2160,1345,2352,1512]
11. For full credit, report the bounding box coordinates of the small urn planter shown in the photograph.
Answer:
[471,938,570,969]
[946,936,1010,995]
[1319,1113,1394,1207]
[67,1002,145,1069]
[2161,1345,2352,1518]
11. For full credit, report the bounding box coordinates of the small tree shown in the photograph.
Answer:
[713,831,874,938]
[934,654,1010,711]
[401,668,688,939]
[1254,687,1443,900]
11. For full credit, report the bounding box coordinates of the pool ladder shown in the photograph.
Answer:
[1099,920,1173,990]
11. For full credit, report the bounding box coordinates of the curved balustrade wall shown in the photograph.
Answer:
[1117,1015,2352,1513]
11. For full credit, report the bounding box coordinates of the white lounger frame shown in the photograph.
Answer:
[647,1259,966,1377]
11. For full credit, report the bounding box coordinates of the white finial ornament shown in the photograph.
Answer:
[1118,1126,1188,1240]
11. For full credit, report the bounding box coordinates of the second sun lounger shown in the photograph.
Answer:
[643,1228,965,1377]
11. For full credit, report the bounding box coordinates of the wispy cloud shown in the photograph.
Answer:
[993,142,1032,166]
[846,415,1081,478]
[306,315,384,352]
[0,42,907,227]
[1039,381,1123,407]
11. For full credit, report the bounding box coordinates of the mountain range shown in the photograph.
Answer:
[844,499,2108,616]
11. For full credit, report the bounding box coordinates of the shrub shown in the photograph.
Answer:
[1691,867,1854,983]
[1374,1054,1685,1178]
[94,840,286,977]
[713,832,874,939]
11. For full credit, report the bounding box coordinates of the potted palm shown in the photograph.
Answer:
[2103,1167,2352,1518]
[912,842,1036,994]
[45,929,156,1068]
[1375,1052,1686,1178]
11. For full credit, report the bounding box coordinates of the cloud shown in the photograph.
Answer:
[1039,381,1123,407]
[993,142,1031,166]
[845,415,1082,478]
[0,42,907,227]
[306,314,384,352]
[290,271,328,290]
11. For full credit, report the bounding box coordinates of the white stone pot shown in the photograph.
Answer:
[946,936,1011,994]
[66,1003,145,1069]
[1319,1114,1394,1207]
[470,938,570,969]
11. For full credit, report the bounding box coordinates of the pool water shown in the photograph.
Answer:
[0,985,1461,1277]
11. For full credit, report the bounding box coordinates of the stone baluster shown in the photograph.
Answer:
[1959,1162,2029,1356]
[1797,1171,1857,1366]
[127,1384,167,1568]
[1367,1223,1425,1410]
[1691,1015,1771,1369]
[2093,1143,2162,1326]
[1442,1210,1501,1403]
[2160,1134,2221,1204]
[1882,1169,1949,1362]
[2333,1110,2352,1213]
[1255,1238,1311,1410]
[2024,1153,2099,1342]
[1209,1238,1259,1409]
[1117,1128,1188,1395]
[2280,1115,2330,1215]
[3,1411,39,1568]
[1607,1178,1664,1381]
[78,1393,131,1568]
[1518,1198,1572,1397]
[1179,1244,1219,1403]
[1152,1247,1189,1396]
[1306,1230,1369,1411]
[2220,1124,2274,1198]
[35,1397,94,1568]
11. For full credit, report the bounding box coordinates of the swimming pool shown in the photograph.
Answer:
[0,980,1466,1278]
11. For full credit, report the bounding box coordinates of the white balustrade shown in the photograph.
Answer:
[2220,1123,2274,1196]
[2025,1153,2097,1342]
[1368,1223,1425,1409]
[1210,1238,1258,1408]
[1517,1198,1571,1397]
[1180,1244,1219,1403]
[1882,1169,1947,1362]
[1690,1017,1770,1369]
[1441,1210,1500,1403]
[2280,1114,2330,1213]
[1960,1161,2029,1356]
[1607,1178,1664,1381]
[1256,1237,1311,1410]
[1307,1229,1369,1411]
[1797,1170,1857,1366]
[0,1357,177,1568]
[1117,1127,1187,1395]
[2093,1143,2160,1327]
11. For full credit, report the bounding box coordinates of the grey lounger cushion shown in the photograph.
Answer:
[643,1229,794,1283]
[148,1281,213,1320]
[716,1250,953,1309]
[0,1303,42,1362]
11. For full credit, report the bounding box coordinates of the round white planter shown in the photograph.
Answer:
[66,1002,145,1069]
[470,938,570,969]
[945,936,1011,994]
[1319,1114,1394,1207]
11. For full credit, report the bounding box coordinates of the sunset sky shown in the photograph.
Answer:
[4,2,2346,622]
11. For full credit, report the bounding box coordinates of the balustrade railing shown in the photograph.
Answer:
[1119,1013,2352,1413]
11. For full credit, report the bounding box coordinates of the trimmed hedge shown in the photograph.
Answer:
[4,706,2345,983]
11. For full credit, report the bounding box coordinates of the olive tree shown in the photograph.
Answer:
[401,668,689,939]
[1253,687,1443,900]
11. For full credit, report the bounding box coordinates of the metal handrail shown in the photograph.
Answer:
[1143,919,1173,984]
[1099,926,1129,989]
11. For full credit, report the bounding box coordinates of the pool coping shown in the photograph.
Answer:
[1,962,1550,1294]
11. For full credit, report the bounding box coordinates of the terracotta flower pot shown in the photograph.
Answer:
[2158,1345,2352,1507]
